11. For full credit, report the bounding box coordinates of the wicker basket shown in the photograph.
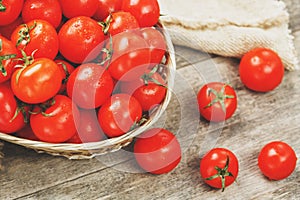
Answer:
[0,22,176,159]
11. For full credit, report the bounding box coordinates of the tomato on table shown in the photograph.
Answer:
[0,35,18,83]
[0,81,28,134]
[11,57,62,104]
[97,93,142,138]
[30,95,80,143]
[0,0,24,26]
[134,128,181,174]
[197,82,237,122]
[11,19,59,60]
[59,0,98,18]
[121,0,160,27]
[22,0,62,28]
[258,141,297,180]
[58,16,105,64]
[93,0,122,21]
[66,63,114,109]
[200,148,239,192]
[239,48,284,92]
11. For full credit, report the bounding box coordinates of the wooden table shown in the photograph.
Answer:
[1,1,300,199]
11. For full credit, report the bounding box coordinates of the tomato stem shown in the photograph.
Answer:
[140,65,167,88]
[16,21,37,47]
[205,156,234,192]
[100,35,113,67]
[98,13,112,35]
[205,84,234,112]
[0,0,6,12]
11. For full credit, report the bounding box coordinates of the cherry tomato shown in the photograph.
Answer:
[11,19,59,59]
[0,35,18,83]
[197,82,237,122]
[59,0,98,18]
[120,67,166,111]
[68,109,106,143]
[30,95,79,143]
[55,59,75,94]
[0,0,24,26]
[98,93,142,137]
[58,16,105,64]
[258,141,297,180]
[121,0,160,27]
[239,48,284,92]
[16,124,39,141]
[11,58,62,104]
[105,30,151,81]
[140,27,166,65]
[0,16,23,39]
[134,128,181,174]
[67,63,114,109]
[200,148,239,192]
[93,0,122,21]
[22,0,62,28]
[0,81,27,133]
[102,11,139,36]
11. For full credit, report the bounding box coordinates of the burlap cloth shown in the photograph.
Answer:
[158,0,299,70]
[0,142,3,171]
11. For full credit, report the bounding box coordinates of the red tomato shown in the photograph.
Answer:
[0,35,18,83]
[0,0,24,26]
[121,0,160,27]
[140,27,166,65]
[120,68,166,111]
[55,59,75,94]
[106,30,151,81]
[134,128,181,174]
[200,148,239,192]
[258,141,297,180]
[68,109,106,143]
[11,19,59,59]
[67,63,114,109]
[58,16,105,64]
[0,81,27,133]
[0,16,23,39]
[93,0,122,21]
[98,93,142,137]
[197,82,237,122]
[22,0,62,28]
[30,95,79,143]
[16,124,39,141]
[59,0,98,18]
[239,48,284,92]
[11,58,62,104]
[102,11,139,36]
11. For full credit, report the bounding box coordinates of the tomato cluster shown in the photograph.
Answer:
[0,0,169,144]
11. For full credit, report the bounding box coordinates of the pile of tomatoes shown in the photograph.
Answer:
[0,0,297,194]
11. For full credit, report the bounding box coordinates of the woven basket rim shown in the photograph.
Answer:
[0,22,177,159]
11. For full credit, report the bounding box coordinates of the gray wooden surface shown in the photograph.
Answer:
[1,0,300,199]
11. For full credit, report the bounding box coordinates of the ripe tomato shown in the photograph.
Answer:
[0,0,24,26]
[11,19,59,60]
[102,11,139,36]
[197,82,237,122]
[121,0,160,27]
[239,48,284,92]
[11,58,62,104]
[200,148,239,192]
[258,141,297,180]
[0,81,27,133]
[140,27,166,65]
[55,59,75,94]
[58,16,105,64]
[134,128,181,174]
[0,16,23,39]
[22,0,62,28]
[67,63,114,109]
[106,30,151,81]
[30,95,79,143]
[120,68,166,111]
[59,0,98,18]
[98,93,142,137]
[0,35,18,83]
[93,0,122,21]
[68,109,106,143]
[16,124,39,141]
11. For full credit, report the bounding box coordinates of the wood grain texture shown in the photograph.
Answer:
[1,0,300,199]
